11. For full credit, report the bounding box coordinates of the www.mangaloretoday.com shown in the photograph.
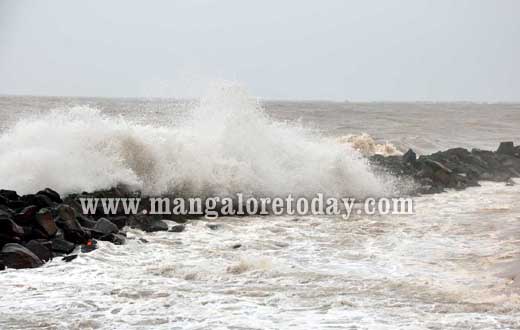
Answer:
[79,193,414,220]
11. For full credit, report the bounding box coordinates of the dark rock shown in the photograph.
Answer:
[62,254,78,262]
[232,243,242,249]
[0,189,19,201]
[24,240,53,262]
[128,215,168,232]
[402,149,417,164]
[35,208,58,238]
[206,223,221,230]
[14,205,39,226]
[99,233,126,245]
[0,243,43,269]
[107,216,128,230]
[0,216,24,237]
[497,141,515,156]
[77,214,97,229]
[93,218,119,235]
[7,200,30,210]
[51,238,76,254]
[0,195,7,206]
[168,224,185,233]
[0,263,4,271]
[36,188,62,203]
[138,238,149,243]
[21,194,54,209]
[55,205,88,244]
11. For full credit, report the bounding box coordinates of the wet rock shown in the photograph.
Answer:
[93,218,119,235]
[232,243,242,249]
[37,188,62,204]
[128,215,168,232]
[62,254,78,262]
[35,208,58,238]
[100,233,126,245]
[51,238,76,254]
[402,149,417,164]
[0,189,19,201]
[206,223,221,230]
[497,141,515,156]
[0,194,7,206]
[14,205,38,226]
[55,205,89,244]
[107,216,128,230]
[21,194,54,209]
[168,224,186,233]
[0,215,24,238]
[0,243,43,269]
[7,200,30,211]
[25,240,53,262]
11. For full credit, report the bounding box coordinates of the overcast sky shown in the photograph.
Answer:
[0,0,519,101]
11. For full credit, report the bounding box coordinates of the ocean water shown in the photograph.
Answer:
[1,85,520,329]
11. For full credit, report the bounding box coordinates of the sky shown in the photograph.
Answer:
[0,0,519,101]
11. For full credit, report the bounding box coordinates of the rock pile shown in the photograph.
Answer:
[370,141,520,194]
[0,187,173,270]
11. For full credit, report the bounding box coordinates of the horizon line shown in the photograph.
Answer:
[1,92,519,104]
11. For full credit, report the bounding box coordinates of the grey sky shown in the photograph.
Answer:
[0,0,519,101]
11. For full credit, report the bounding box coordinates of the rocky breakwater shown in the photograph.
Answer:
[370,141,520,194]
[0,187,182,271]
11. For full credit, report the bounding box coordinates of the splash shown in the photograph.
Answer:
[0,82,392,197]
[338,133,403,157]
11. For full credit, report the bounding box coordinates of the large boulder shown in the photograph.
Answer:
[36,188,62,203]
[24,240,53,262]
[34,208,58,238]
[14,205,39,226]
[128,215,168,232]
[21,194,54,209]
[0,190,19,201]
[497,141,515,156]
[0,243,43,269]
[51,238,76,254]
[93,218,119,235]
[55,205,89,244]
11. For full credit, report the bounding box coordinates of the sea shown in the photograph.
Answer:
[0,84,519,329]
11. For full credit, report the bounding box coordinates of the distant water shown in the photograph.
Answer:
[1,85,520,329]
[1,94,519,154]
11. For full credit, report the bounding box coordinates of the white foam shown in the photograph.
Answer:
[0,82,390,197]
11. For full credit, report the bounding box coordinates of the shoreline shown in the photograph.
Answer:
[1,141,519,271]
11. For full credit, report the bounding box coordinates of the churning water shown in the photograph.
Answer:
[0,84,519,329]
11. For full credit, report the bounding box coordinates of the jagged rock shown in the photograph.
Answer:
[100,233,126,245]
[55,205,88,244]
[24,240,53,262]
[497,141,515,156]
[35,208,58,238]
[128,215,168,232]
[37,188,62,203]
[402,149,417,164]
[93,218,119,235]
[14,205,38,226]
[21,194,55,209]
[0,189,19,201]
[0,215,24,237]
[51,238,76,254]
[0,243,43,269]
[107,216,128,230]
[0,195,7,206]
[7,200,29,210]
[168,224,186,233]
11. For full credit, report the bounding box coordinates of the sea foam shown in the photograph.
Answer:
[0,82,391,197]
